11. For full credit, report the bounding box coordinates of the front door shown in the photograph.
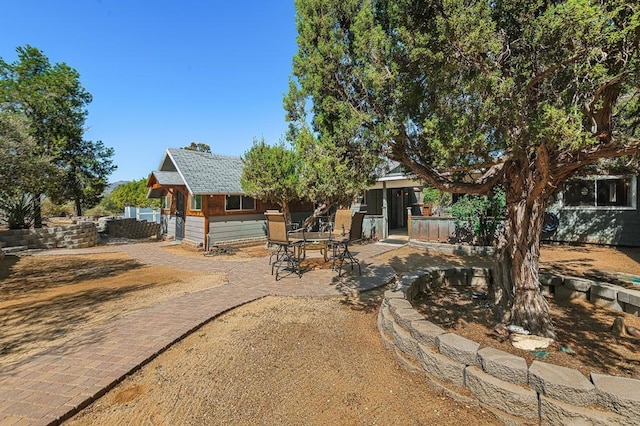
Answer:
[175,191,186,240]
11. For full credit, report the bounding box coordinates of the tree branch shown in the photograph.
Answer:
[553,138,640,182]
[526,51,587,90]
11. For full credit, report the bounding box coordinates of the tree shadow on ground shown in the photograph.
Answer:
[339,249,492,314]
[0,254,142,300]
[341,245,640,379]
[0,283,155,363]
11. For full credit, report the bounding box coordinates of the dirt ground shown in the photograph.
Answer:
[375,245,640,380]
[1,242,638,424]
[0,252,226,370]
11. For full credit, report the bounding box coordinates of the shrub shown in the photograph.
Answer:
[450,188,505,245]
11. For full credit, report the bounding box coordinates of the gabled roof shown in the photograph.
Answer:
[150,147,244,196]
[150,171,184,186]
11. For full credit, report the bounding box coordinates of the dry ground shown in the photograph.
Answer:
[0,242,638,424]
[375,245,640,380]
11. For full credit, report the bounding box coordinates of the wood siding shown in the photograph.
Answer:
[410,216,458,243]
[545,182,640,246]
[208,214,268,245]
[185,216,205,246]
[546,208,640,246]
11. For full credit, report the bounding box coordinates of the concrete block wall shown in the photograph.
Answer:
[106,218,162,239]
[379,267,640,425]
[539,272,640,316]
[0,223,99,250]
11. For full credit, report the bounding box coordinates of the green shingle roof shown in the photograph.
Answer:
[159,148,245,195]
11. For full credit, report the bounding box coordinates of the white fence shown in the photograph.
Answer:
[124,206,161,223]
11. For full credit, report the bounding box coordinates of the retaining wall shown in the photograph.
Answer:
[379,267,640,425]
[106,218,162,239]
[0,223,99,250]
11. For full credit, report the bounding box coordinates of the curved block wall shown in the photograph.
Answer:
[378,267,640,425]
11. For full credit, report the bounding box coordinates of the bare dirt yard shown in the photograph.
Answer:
[1,241,638,424]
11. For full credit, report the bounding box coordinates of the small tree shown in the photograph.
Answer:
[293,128,377,227]
[241,138,300,223]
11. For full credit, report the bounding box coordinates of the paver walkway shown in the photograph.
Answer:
[0,241,399,425]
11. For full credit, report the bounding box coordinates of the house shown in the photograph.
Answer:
[362,162,640,247]
[545,174,639,246]
[361,162,424,240]
[146,148,312,247]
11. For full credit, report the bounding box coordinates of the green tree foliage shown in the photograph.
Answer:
[54,139,116,216]
[0,111,58,197]
[450,189,506,246]
[290,0,640,336]
[0,45,116,220]
[241,138,300,222]
[183,142,212,153]
[0,111,61,228]
[292,127,377,225]
[110,178,160,211]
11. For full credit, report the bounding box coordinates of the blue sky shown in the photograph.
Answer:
[3,1,298,182]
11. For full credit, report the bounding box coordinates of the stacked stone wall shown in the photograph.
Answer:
[0,222,99,250]
[379,267,640,425]
[106,218,162,239]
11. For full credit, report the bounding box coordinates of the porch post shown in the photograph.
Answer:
[382,182,388,240]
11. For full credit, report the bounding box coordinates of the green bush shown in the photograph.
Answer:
[450,188,505,245]
[41,199,74,217]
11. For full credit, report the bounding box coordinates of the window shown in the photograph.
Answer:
[161,195,171,210]
[225,195,256,211]
[563,176,636,209]
[190,194,202,211]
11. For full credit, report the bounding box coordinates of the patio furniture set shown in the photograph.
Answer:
[266,209,365,280]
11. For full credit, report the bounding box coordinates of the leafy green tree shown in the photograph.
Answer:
[0,112,58,197]
[241,138,300,223]
[291,127,377,227]
[54,139,116,216]
[0,45,115,222]
[0,111,60,228]
[183,142,212,153]
[110,178,160,211]
[289,0,640,336]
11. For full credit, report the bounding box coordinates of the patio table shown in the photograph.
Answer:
[289,231,333,262]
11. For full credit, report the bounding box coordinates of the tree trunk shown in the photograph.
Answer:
[75,197,83,217]
[494,168,556,338]
[32,193,42,228]
[302,201,331,230]
[281,200,292,225]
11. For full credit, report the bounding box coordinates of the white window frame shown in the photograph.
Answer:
[225,194,256,212]
[190,194,202,211]
[561,175,637,211]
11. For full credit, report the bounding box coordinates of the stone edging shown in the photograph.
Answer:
[378,267,640,425]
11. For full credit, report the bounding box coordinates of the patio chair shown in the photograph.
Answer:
[332,209,353,237]
[266,212,304,280]
[265,210,295,265]
[330,212,365,277]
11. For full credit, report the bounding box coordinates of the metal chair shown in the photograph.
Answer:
[330,212,365,276]
[265,212,304,280]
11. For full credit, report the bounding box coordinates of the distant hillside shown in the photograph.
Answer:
[104,181,128,194]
